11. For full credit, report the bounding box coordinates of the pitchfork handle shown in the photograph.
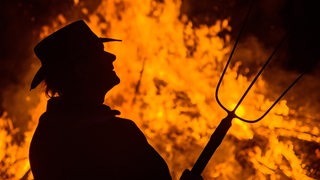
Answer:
[191,115,232,175]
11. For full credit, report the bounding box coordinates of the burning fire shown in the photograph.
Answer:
[1,0,319,179]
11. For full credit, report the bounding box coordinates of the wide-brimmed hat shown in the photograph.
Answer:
[30,20,121,90]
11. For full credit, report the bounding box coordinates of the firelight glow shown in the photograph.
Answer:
[0,0,318,180]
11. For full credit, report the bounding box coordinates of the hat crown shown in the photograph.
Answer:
[34,20,103,64]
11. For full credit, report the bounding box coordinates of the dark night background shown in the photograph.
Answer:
[0,0,319,138]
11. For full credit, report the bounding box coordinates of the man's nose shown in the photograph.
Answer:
[104,51,116,62]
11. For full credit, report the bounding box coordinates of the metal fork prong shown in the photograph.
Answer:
[232,35,288,112]
[237,71,305,123]
[215,1,254,113]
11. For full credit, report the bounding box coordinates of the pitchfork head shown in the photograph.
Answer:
[215,2,305,123]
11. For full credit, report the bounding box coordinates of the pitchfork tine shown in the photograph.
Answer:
[239,71,305,123]
[215,0,254,113]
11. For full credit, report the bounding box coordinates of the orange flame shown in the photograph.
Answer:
[0,0,319,179]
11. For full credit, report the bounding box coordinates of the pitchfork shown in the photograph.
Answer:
[180,2,305,179]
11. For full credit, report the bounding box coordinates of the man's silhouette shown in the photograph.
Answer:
[29,20,172,180]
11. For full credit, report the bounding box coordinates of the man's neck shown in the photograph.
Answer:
[62,92,105,106]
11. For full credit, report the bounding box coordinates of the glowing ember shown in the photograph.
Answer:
[0,0,319,179]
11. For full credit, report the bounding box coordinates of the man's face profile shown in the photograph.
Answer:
[73,46,120,95]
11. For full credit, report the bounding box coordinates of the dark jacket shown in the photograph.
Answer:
[29,98,172,180]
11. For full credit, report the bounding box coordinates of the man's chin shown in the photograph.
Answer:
[106,75,120,91]
[114,77,120,86]
[113,73,120,85]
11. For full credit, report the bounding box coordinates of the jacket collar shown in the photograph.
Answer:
[46,97,120,117]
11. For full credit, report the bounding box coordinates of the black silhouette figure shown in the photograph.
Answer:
[29,20,172,180]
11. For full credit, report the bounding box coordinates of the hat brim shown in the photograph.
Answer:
[99,38,122,42]
[30,37,122,90]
